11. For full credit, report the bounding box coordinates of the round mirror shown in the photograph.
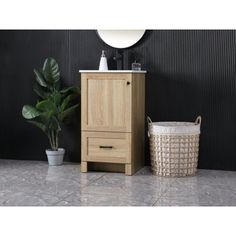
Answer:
[97,30,146,49]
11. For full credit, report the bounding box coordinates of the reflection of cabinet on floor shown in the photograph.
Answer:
[80,71,146,175]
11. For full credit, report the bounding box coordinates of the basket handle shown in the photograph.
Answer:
[147,116,153,138]
[195,116,202,126]
[147,116,153,126]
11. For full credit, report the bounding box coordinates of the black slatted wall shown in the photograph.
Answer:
[0,30,236,170]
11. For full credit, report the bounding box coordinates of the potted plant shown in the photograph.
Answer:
[22,57,79,165]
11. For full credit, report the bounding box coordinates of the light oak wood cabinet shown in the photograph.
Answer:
[80,71,146,175]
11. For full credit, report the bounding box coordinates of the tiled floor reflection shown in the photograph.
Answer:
[0,159,236,206]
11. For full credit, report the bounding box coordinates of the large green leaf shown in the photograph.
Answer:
[52,91,61,106]
[61,94,77,112]
[43,57,60,84]
[59,104,79,121]
[27,120,48,134]
[55,79,61,91]
[34,69,47,87]
[60,86,80,94]
[22,105,41,119]
[37,109,55,120]
[36,99,57,113]
[33,83,50,99]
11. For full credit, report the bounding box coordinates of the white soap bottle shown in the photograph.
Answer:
[99,50,108,71]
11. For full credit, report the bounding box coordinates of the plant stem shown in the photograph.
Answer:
[51,130,56,150]
[55,131,59,150]
[48,134,53,150]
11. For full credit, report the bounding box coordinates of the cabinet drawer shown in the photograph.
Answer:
[82,131,131,164]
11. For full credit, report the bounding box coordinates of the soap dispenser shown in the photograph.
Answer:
[99,50,108,71]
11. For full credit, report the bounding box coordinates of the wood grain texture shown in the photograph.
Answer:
[130,73,146,174]
[81,72,146,175]
[81,73,131,132]
[81,161,88,172]
[82,131,131,164]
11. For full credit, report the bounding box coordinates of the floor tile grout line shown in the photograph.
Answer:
[152,177,180,206]
[152,199,160,206]
[51,173,107,206]
[151,190,168,206]
[82,173,107,189]
[52,192,76,206]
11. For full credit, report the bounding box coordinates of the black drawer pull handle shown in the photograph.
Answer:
[127,81,131,85]
[99,145,113,149]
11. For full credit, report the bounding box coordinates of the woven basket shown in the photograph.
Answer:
[147,116,201,177]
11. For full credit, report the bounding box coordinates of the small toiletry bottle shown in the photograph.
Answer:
[131,60,141,71]
[99,50,108,71]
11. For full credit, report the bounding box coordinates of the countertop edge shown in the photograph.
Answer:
[79,70,147,73]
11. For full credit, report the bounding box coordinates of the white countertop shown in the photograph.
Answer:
[79,70,147,73]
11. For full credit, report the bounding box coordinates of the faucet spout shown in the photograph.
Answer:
[113,49,123,70]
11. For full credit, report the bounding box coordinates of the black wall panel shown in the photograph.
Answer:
[0,30,70,161]
[0,30,236,170]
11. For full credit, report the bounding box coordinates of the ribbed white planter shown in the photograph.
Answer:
[46,148,65,166]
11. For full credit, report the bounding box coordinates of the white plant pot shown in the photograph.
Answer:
[46,148,65,166]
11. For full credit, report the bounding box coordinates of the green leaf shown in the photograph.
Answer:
[34,69,47,87]
[27,120,48,134]
[61,94,77,112]
[33,83,50,99]
[55,79,61,91]
[60,86,80,94]
[59,104,79,121]
[38,111,53,122]
[22,105,41,119]
[36,99,57,113]
[43,57,60,84]
[52,91,61,106]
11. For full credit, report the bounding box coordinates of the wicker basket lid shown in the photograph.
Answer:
[147,116,201,135]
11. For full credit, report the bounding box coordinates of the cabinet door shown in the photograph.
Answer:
[81,73,131,132]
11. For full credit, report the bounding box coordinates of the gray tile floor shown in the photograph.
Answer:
[0,159,236,206]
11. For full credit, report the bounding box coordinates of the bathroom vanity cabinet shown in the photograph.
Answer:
[80,70,146,175]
